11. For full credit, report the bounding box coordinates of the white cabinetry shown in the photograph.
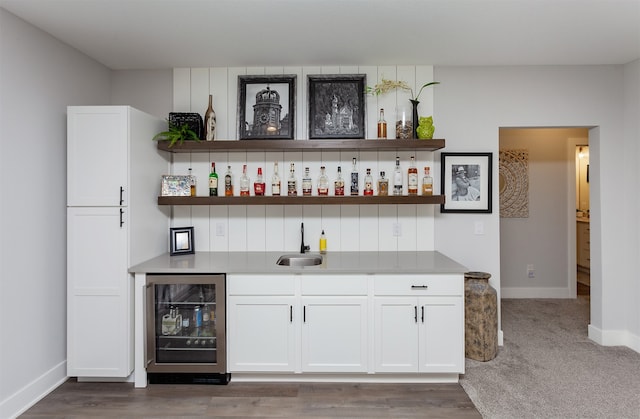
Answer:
[67,106,168,378]
[373,275,464,374]
[300,276,368,372]
[227,274,369,373]
[227,275,297,372]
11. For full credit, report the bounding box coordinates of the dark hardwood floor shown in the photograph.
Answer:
[21,379,481,418]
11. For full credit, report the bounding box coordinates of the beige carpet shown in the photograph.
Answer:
[460,297,640,418]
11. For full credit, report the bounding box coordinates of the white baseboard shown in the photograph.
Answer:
[0,361,67,419]
[501,287,574,299]
[588,324,640,354]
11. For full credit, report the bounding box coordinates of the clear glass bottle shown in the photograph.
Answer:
[271,162,281,196]
[209,162,218,197]
[224,165,233,196]
[350,157,359,196]
[378,171,389,196]
[287,163,297,196]
[408,156,418,195]
[422,166,433,196]
[239,164,250,196]
[302,167,312,196]
[188,168,196,196]
[364,168,374,195]
[393,157,403,196]
[254,167,265,196]
[334,166,345,196]
[377,108,387,139]
[317,166,329,195]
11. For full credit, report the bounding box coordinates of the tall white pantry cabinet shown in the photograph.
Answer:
[67,106,168,378]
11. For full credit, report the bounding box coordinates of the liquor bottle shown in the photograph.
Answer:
[422,166,433,196]
[319,230,327,254]
[377,108,387,139]
[239,164,250,196]
[408,156,418,195]
[317,166,329,196]
[209,162,218,196]
[350,157,359,196]
[334,166,345,196]
[204,94,216,141]
[188,168,196,196]
[393,157,403,196]
[202,303,211,326]
[364,168,374,195]
[378,171,389,196]
[254,167,265,196]
[287,163,297,196]
[271,162,281,196]
[302,167,312,196]
[224,165,234,196]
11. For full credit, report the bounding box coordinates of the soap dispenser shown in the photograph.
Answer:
[319,230,327,254]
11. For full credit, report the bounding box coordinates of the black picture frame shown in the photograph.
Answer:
[440,152,493,213]
[308,74,366,139]
[170,226,194,256]
[237,75,296,140]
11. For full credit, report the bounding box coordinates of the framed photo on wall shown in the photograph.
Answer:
[170,226,194,256]
[308,74,366,139]
[441,152,493,213]
[237,75,296,140]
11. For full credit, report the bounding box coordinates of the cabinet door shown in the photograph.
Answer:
[227,296,296,372]
[67,106,128,206]
[300,297,368,372]
[67,207,130,377]
[374,297,420,372]
[418,297,464,373]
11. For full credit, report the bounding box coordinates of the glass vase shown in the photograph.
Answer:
[395,104,413,139]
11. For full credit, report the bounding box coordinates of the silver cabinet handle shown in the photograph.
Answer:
[411,285,429,290]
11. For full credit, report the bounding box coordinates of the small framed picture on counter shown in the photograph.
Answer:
[170,226,194,256]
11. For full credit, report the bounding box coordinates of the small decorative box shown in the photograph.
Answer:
[161,175,191,197]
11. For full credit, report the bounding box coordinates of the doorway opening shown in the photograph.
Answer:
[575,145,590,296]
[498,127,590,300]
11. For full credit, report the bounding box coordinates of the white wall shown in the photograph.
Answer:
[169,66,439,253]
[111,70,173,120]
[499,128,588,298]
[434,65,638,351]
[0,9,111,418]
[624,59,640,350]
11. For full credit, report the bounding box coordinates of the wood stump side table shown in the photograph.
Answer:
[464,271,498,361]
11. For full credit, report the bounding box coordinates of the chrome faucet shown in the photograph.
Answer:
[300,222,310,254]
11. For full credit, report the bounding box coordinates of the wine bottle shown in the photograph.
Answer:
[224,165,233,196]
[408,156,418,195]
[209,162,218,196]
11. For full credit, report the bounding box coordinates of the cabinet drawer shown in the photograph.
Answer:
[301,275,368,295]
[374,275,463,296]
[227,274,295,296]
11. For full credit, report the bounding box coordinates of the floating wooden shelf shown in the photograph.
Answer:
[158,195,445,206]
[157,139,445,153]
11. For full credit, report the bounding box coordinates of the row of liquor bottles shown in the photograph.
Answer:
[203,157,434,197]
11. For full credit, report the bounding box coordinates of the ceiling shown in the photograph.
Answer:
[1,0,639,70]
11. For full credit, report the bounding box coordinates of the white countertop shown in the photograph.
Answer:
[129,251,468,275]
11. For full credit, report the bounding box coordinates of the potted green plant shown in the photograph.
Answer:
[367,79,440,139]
[152,120,201,147]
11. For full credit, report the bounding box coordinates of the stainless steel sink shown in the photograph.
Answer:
[276,254,323,267]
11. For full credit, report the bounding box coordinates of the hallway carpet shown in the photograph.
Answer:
[460,297,640,418]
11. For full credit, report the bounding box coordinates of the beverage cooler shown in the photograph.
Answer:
[146,274,228,384]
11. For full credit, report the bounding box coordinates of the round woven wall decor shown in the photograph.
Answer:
[499,149,529,218]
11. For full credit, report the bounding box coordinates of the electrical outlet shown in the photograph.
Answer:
[527,264,535,278]
[393,222,402,237]
[216,223,226,237]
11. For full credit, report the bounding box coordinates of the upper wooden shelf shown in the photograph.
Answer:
[157,139,445,153]
[158,195,445,206]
